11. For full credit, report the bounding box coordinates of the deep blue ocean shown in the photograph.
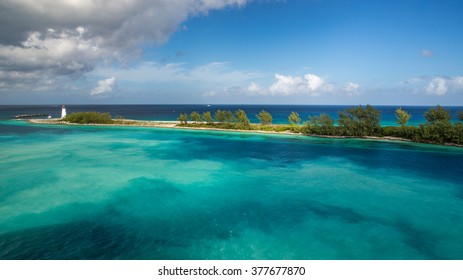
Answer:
[1,105,463,259]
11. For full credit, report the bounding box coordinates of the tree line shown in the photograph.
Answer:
[178,105,463,146]
[64,111,114,124]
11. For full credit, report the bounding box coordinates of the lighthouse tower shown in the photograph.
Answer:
[61,105,67,119]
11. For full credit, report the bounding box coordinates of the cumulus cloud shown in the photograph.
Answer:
[405,75,463,95]
[0,0,247,48]
[269,74,305,95]
[243,73,360,97]
[267,73,338,96]
[343,82,360,92]
[343,82,361,96]
[0,27,102,93]
[0,0,248,92]
[91,77,116,96]
[426,77,448,95]
[0,28,100,75]
[247,82,262,93]
[305,74,325,91]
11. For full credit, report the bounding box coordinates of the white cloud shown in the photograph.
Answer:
[0,0,249,92]
[0,0,247,49]
[242,73,362,98]
[269,74,305,95]
[426,77,448,95]
[0,27,100,75]
[91,77,116,96]
[343,82,361,96]
[268,73,336,96]
[0,26,103,92]
[305,74,324,91]
[405,75,463,96]
[247,82,262,93]
[343,82,360,92]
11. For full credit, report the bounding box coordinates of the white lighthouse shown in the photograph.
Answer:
[61,105,67,119]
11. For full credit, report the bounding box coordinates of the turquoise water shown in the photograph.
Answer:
[1,120,463,259]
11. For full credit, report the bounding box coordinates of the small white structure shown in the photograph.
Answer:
[61,105,67,119]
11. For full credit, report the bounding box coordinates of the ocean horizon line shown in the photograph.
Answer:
[2,103,463,107]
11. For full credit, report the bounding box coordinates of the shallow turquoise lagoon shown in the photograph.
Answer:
[1,121,462,259]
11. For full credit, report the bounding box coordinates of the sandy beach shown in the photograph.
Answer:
[28,118,302,135]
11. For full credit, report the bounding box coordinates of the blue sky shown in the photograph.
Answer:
[0,0,462,105]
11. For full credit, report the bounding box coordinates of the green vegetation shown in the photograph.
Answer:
[424,105,452,124]
[202,111,214,124]
[177,105,463,146]
[288,111,301,125]
[190,111,202,123]
[214,110,234,124]
[54,107,463,146]
[214,110,226,123]
[256,110,273,125]
[418,105,454,144]
[305,113,336,135]
[235,109,251,129]
[395,107,411,126]
[178,113,189,124]
[179,109,300,133]
[64,112,113,124]
[338,105,381,136]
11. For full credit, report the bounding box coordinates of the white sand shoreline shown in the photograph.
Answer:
[28,118,300,135]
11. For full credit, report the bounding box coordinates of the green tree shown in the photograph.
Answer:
[306,113,335,135]
[257,110,273,125]
[318,113,335,134]
[178,113,189,124]
[424,105,452,124]
[452,123,463,145]
[223,110,235,123]
[202,111,214,124]
[215,110,235,123]
[419,105,454,144]
[395,107,411,126]
[338,105,381,136]
[235,109,250,129]
[288,111,301,125]
[190,111,202,123]
[215,110,226,122]
[64,112,113,124]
